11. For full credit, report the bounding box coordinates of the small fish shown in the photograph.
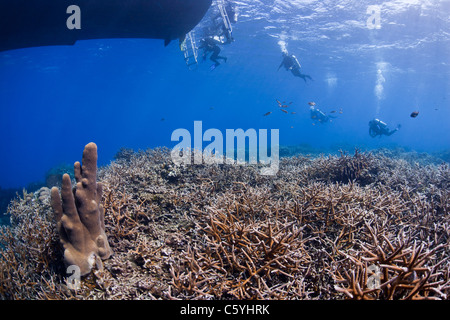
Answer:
[161,118,165,121]
[290,126,294,129]
[312,122,316,126]
[263,111,272,116]
[410,111,419,118]
[276,99,283,107]
[311,115,317,119]
[308,102,316,106]
[291,112,297,114]
[289,102,293,105]
[339,108,343,114]
[281,109,289,114]
[329,110,336,113]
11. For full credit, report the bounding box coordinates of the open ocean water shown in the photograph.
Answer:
[0,0,449,213]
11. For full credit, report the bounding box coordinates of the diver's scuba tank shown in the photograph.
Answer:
[292,55,302,69]
[374,118,387,126]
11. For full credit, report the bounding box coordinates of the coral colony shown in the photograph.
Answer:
[50,143,112,276]
[1,143,449,299]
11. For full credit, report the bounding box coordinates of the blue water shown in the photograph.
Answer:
[0,0,449,189]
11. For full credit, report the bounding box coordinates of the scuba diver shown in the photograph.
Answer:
[225,0,238,24]
[368,119,401,137]
[199,37,227,70]
[278,50,313,83]
[310,106,336,124]
[203,0,236,45]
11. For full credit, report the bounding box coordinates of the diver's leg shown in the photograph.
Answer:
[210,55,220,66]
[217,55,227,62]
[210,47,222,66]
[385,129,398,136]
[291,68,301,78]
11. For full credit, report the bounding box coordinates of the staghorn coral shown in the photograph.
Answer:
[333,222,450,300]
[170,185,312,299]
[0,146,449,300]
[306,149,377,185]
[0,189,67,299]
[51,142,112,276]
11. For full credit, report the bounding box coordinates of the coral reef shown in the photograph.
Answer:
[0,147,449,299]
[50,142,112,276]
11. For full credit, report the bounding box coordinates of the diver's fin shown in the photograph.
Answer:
[164,38,171,47]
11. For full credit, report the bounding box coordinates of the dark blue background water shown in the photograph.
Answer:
[1,0,449,190]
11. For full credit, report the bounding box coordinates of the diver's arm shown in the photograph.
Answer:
[277,60,284,71]
[369,128,378,138]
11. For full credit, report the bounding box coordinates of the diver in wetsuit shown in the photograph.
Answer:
[199,37,227,70]
[278,51,313,83]
[368,119,401,137]
[225,0,238,23]
[310,106,336,123]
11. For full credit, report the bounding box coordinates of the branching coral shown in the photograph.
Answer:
[0,189,65,299]
[307,149,376,185]
[170,186,312,299]
[1,146,449,300]
[333,223,450,300]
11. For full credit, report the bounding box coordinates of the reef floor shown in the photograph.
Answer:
[1,148,449,300]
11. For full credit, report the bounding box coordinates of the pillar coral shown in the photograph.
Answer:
[51,142,112,276]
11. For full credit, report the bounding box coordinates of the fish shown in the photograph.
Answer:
[0,0,212,52]
[263,112,272,116]
[339,108,343,114]
[308,102,316,106]
[329,110,336,113]
[276,99,289,108]
[410,111,419,118]
[312,123,316,126]
[291,112,297,114]
[281,109,288,114]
